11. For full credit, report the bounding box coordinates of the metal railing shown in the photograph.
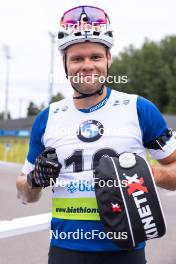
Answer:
[0,213,51,239]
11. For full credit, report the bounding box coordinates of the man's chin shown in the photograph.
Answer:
[75,84,102,95]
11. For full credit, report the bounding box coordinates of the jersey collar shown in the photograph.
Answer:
[78,87,111,113]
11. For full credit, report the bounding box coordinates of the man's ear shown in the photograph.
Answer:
[107,50,112,69]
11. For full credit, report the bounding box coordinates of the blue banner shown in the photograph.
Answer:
[0,130,30,137]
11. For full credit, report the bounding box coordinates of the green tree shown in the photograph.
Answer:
[109,36,176,113]
[27,92,64,116]
[160,36,176,113]
[27,102,41,116]
[50,92,64,103]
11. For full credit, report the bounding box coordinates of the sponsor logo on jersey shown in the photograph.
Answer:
[89,98,108,112]
[77,120,104,142]
[113,100,120,106]
[123,99,130,105]
[53,108,60,113]
[67,180,95,193]
[62,105,68,111]
[113,99,130,106]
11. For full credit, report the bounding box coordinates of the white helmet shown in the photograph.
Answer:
[58,5,114,52]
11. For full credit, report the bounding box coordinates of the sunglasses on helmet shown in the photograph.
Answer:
[61,5,110,26]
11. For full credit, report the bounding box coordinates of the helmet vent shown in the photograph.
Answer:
[58,32,65,39]
[74,32,82,36]
[106,31,113,37]
[93,31,100,36]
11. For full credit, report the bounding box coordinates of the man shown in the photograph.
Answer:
[16,5,176,264]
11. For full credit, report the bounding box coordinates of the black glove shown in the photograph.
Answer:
[27,147,62,188]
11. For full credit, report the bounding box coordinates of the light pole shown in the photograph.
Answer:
[3,45,11,120]
[18,98,23,118]
[48,31,55,104]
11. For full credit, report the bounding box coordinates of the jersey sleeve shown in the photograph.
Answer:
[137,96,176,160]
[22,107,49,174]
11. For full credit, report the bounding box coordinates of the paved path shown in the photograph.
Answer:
[0,162,176,263]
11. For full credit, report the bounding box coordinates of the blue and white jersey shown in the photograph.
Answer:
[22,87,176,252]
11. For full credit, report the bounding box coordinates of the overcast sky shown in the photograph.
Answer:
[0,0,175,119]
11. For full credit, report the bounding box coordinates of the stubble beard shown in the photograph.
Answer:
[70,74,105,95]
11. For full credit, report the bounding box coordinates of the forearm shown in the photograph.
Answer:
[152,161,176,191]
[16,174,42,203]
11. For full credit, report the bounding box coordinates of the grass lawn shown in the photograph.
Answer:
[0,137,29,164]
[0,136,157,165]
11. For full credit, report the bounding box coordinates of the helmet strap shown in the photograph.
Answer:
[64,53,68,79]
[73,84,104,99]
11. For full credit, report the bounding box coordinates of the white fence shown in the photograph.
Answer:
[0,213,51,239]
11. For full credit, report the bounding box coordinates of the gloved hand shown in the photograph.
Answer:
[27,147,62,188]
